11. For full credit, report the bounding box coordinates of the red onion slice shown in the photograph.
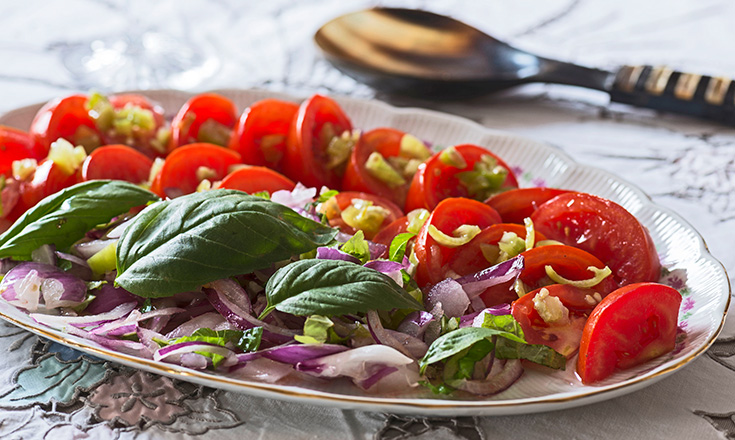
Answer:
[30,302,137,331]
[396,311,435,338]
[316,247,360,264]
[366,310,427,359]
[449,359,523,396]
[296,344,414,383]
[1,262,87,311]
[456,255,524,298]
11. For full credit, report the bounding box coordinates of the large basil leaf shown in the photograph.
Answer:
[419,327,526,373]
[115,190,337,297]
[263,259,423,317]
[0,180,159,260]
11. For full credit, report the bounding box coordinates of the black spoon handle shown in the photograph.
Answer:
[609,65,735,125]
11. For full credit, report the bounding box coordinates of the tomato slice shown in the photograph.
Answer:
[577,282,682,384]
[413,197,502,287]
[319,191,404,240]
[29,94,101,158]
[7,159,78,221]
[0,126,37,177]
[228,99,299,171]
[485,187,570,224]
[99,94,167,157]
[282,94,353,189]
[531,192,661,287]
[342,128,430,207]
[216,166,296,195]
[150,143,242,198]
[169,93,238,151]
[405,144,518,212]
[81,144,153,183]
[372,215,409,249]
[512,284,598,357]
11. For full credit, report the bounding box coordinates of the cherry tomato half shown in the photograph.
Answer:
[0,126,37,177]
[577,282,682,384]
[216,166,296,195]
[99,94,166,157]
[228,99,299,171]
[319,191,403,240]
[512,284,598,357]
[405,144,518,212]
[372,215,410,250]
[7,159,78,221]
[531,192,661,287]
[282,94,353,189]
[81,144,153,184]
[169,93,238,151]
[150,143,242,198]
[29,94,101,158]
[485,187,570,224]
[413,197,502,287]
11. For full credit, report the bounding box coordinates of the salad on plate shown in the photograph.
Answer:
[0,91,685,398]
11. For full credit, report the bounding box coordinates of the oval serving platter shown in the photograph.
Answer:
[0,89,729,416]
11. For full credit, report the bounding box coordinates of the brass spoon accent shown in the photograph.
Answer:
[315,8,735,125]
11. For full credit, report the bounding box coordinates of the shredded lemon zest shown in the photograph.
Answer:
[545,265,612,288]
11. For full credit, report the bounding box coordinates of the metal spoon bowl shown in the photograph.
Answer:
[315,8,735,124]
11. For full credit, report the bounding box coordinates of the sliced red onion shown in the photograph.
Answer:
[64,325,154,358]
[359,366,398,390]
[363,260,406,286]
[1,262,86,311]
[270,184,317,209]
[164,311,231,339]
[74,238,117,259]
[459,305,513,328]
[260,343,348,365]
[316,247,360,264]
[448,359,523,396]
[137,326,166,353]
[90,307,185,337]
[296,344,414,384]
[230,357,295,383]
[31,244,57,266]
[180,352,209,370]
[456,255,524,298]
[426,278,470,318]
[30,302,137,331]
[367,241,388,260]
[84,283,142,315]
[397,311,435,338]
[0,258,19,275]
[366,310,427,359]
[205,278,296,343]
[105,219,132,239]
[54,251,93,280]
[153,340,236,369]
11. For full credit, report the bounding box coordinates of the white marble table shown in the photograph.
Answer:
[1,0,734,438]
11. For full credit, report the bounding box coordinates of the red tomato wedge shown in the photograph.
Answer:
[150,143,241,198]
[531,192,661,287]
[342,127,430,207]
[169,93,238,151]
[216,166,295,195]
[282,94,353,189]
[319,191,404,240]
[413,197,502,287]
[405,144,518,212]
[512,284,598,357]
[228,99,299,171]
[577,282,682,384]
[29,94,101,158]
[8,159,78,221]
[0,126,37,177]
[485,187,570,224]
[372,215,410,249]
[81,144,153,183]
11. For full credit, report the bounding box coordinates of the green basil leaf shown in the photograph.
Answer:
[0,180,159,260]
[340,230,370,263]
[115,190,337,297]
[389,232,415,262]
[419,327,526,373]
[294,315,334,344]
[263,259,423,317]
[456,338,494,380]
[494,338,567,370]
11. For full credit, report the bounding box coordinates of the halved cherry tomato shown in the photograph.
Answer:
[7,159,78,221]
[485,187,570,224]
[97,93,166,157]
[282,94,353,189]
[215,166,295,195]
[577,282,682,384]
[405,144,518,212]
[372,215,410,249]
[150,143,242,198]
[29,94,101,158]
[319,191,403,240]
[342,128,431,207]
[81,144,153,183]
[0,126,37,177]
[531,192,661,287]
[413,197,502,287]
[228,99,299,171]
[479,244,617,306]
[169,93,238,151]
[512,284,598,357]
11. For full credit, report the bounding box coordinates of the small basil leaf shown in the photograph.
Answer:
[389,232,415,262]
[340,231,370,263]
[264,259,423,317]
[419,327,525,373]
[494,338,567,370]
[115,190,337,297]
[0,180,159,260]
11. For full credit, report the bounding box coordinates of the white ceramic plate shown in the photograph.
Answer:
[0,89,729,416]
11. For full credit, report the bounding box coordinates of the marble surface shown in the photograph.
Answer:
[1,0,735,439]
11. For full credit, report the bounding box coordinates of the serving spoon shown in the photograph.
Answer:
[315,8,735,125]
